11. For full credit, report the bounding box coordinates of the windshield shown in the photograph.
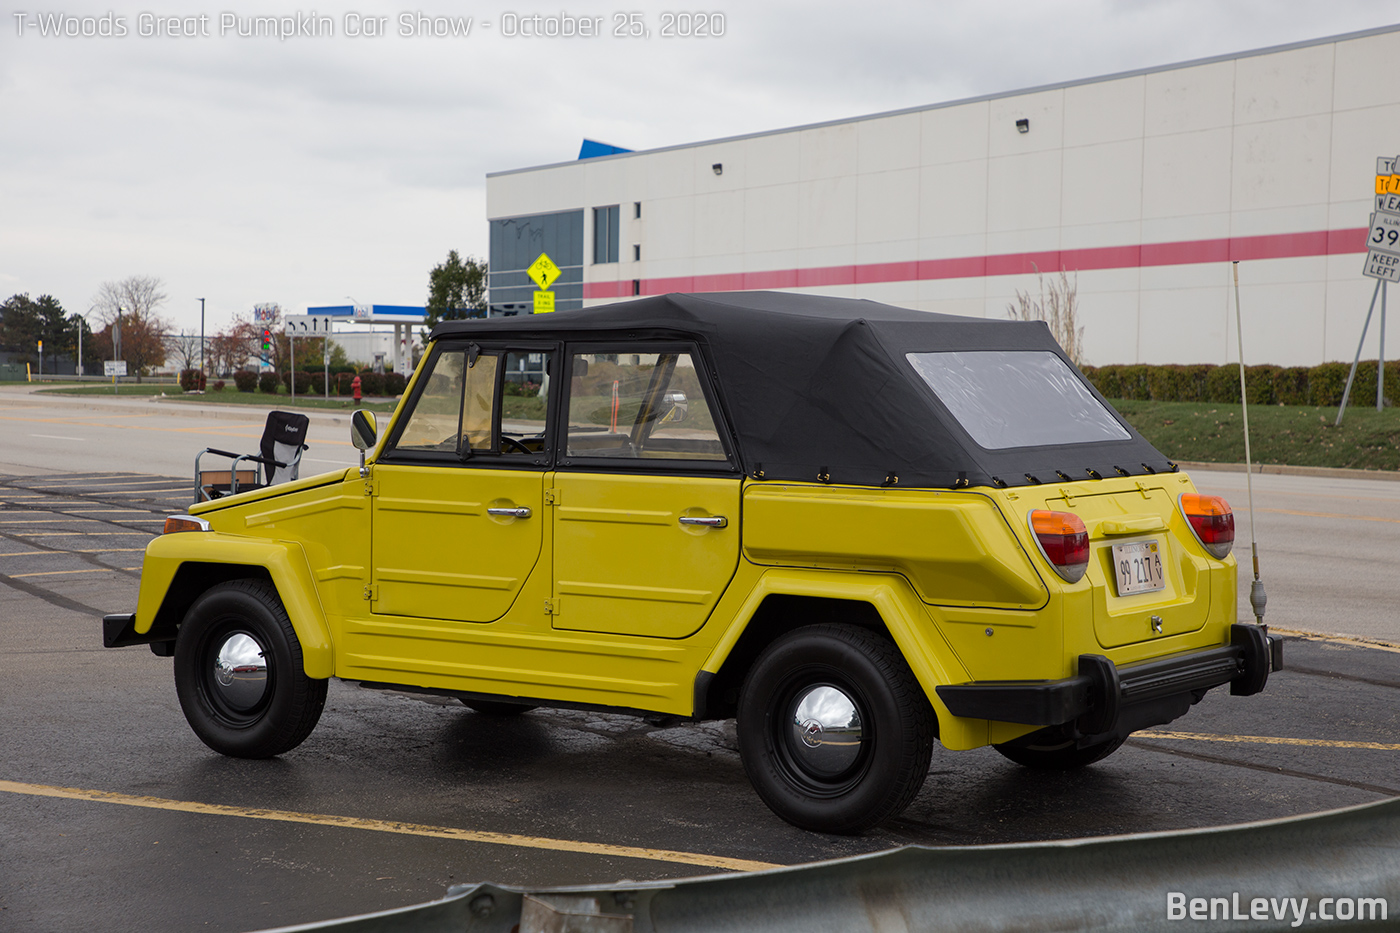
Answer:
[906,350,1130,450]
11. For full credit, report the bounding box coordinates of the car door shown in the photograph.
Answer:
[550,345,743,639]
[370,343,555,624]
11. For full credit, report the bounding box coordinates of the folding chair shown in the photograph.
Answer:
[195,410,310,502]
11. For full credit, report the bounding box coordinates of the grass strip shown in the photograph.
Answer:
[1111,399,1400,473]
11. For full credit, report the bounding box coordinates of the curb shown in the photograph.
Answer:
[1175,459,1400,483]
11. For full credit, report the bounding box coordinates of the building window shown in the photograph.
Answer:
[593,205,620,264]
[634,201,642,219]
[633,244,641,261]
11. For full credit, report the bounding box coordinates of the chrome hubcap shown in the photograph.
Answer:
[787,684,864,778]
[212,633,268,711]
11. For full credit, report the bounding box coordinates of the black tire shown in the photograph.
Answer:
[737,624,935,834]
[462,699,538,716]
[994,735,1124,770]
[174,579,327,758]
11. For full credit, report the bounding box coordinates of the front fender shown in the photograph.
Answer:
[135,532,334,679]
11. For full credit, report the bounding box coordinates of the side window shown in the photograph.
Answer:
[565,351,727,462]
[500,350,551,455]
[389,345,552,460]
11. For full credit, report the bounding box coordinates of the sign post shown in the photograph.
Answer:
[104,359,127,395]
[1337,155,1399,424]
[283,315,334,405]
[527,253,562,313]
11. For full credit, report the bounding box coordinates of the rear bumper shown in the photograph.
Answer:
[936,624,1282,737]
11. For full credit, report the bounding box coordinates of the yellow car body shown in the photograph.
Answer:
[107,291,1278,832]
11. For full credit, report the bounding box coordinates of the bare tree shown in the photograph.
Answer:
[209,318,260,375]
[1007,265,1085,366]
[92,275,168,326]
[167,331,202,372]
[89,275,173,378]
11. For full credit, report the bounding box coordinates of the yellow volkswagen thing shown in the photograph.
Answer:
[104,292,1281,833]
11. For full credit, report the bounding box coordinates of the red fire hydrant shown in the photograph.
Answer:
[351,374,362,403]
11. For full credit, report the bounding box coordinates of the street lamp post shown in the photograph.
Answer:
[113,306,124,395]
[199,297,205,383]
[76,308,94,377]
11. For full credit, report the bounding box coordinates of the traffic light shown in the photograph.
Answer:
[261,328,272,354]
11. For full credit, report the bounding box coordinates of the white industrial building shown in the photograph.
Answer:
[485,25,1400,367]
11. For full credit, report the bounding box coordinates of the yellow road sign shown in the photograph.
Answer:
[527,253,561,290]
[533,290,556,314]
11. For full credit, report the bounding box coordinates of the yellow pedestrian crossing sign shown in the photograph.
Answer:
[527,253,561,290]
[534,290,556,313]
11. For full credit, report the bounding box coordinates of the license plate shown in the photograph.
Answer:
[1112,540,1165,595]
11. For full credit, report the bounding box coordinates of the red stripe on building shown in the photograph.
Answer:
[580,227,1368,299]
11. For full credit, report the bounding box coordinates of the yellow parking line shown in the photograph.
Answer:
[10,567,133,578]
[1269,628,1400,654]
[0,520,94,524]
[0,780,779,873]
[1141,731,1400,751]
[12,531,151,536]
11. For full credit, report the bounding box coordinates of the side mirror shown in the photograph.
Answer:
[351,409,377,477]
[351,409,378,450]
[660,389,688,425]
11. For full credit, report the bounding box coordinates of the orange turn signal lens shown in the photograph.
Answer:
[1029,509,1090,583]
[163,514,210,534]
[1179,493,1234,559]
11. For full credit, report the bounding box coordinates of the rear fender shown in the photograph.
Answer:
[702,568,989,750]
[135,532,334,678]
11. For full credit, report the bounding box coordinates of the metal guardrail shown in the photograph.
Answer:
[257,795,1400,932]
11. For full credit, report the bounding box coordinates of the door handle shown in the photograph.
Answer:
[679,515,727,528]
[487,507,532,519]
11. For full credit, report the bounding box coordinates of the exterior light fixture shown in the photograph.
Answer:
[1016,119,1030,134]
[712,163,723,175]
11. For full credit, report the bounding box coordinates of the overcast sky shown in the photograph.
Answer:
[2,1,1396,336]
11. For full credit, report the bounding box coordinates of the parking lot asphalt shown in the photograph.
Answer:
[2,470,1400,932]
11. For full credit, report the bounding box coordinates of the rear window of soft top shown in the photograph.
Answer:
[906,350,1130,450]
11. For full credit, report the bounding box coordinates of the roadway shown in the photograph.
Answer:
[2,387,1399,931]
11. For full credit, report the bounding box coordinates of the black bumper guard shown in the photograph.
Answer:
[936,624,1282,737]
[103,612,175,656]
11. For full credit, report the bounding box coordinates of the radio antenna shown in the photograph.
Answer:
[1232,262,1266,626]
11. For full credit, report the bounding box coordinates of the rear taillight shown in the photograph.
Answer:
[1179,493,1234,559]
[1029,510,1090,584]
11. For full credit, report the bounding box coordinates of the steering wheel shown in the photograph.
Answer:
[501,435,532,455]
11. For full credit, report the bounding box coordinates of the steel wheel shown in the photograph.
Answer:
[737,623,935,834]
[174,579,327,758]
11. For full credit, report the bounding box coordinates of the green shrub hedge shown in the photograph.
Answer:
[1082,360,1400,407]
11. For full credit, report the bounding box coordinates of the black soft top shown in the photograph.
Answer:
[429,291,1173,489]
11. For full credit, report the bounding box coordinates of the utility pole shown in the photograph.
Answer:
[199,297,206,380]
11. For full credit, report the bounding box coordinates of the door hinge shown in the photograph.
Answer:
[543,598,559,615]
[363,583,378,601]
[543,488,559,505]
[363,478,377,497]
